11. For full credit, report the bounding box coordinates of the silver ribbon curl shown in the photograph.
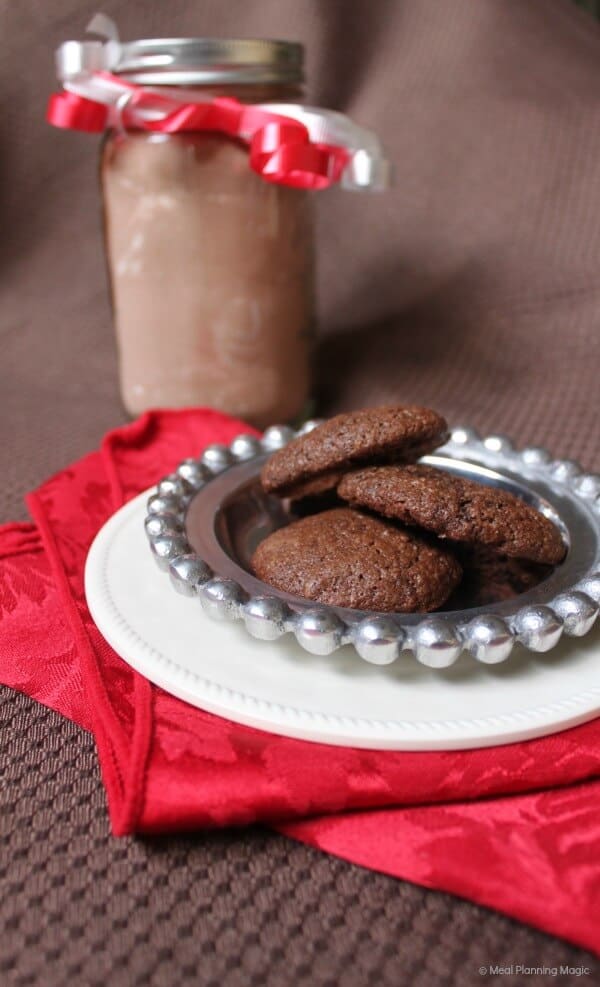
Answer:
[54,14,390,191]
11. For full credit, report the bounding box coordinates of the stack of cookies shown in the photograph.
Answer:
[251,407,566,613]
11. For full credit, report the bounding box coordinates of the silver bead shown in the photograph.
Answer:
[414,619,462,668]
[550,459,582,482]
[450,426,480,446]
[169,555,212,596]
[353,617,402,665]
[200,444,234,474]
[463,616,513,664]
[150,534,190,571]
[553,592,598,636]
[157,473,192,500]
[483,435,514,455]
[573,474,600,499]
[176,458,211,490]
[146,493,184,518]
[521,447,551,466]
[514,606,563,652]
[230,434,262,461]
[294,609,344,655]
[199,578,245,619]
[578,573,600,604]
[144,514,183,540]
[243,597,289,640]
[296,419,323,436]
[261,425,295,451]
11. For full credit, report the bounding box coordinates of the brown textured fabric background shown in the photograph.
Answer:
[1,0,600,984]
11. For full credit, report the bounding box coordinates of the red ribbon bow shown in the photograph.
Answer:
[47,80,349,190]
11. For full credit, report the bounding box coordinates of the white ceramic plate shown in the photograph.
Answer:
[84,490,600,750]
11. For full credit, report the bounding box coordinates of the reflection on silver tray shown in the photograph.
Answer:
[143,422,600,667]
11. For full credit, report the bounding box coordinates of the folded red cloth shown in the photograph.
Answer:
[1,409,599,953]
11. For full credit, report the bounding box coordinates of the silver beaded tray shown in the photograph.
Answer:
[144,422,600,668]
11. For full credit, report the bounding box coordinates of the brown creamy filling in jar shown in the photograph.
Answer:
[101,83,314,428]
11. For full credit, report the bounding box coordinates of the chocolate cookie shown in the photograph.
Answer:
[251,507,462,612]
[261,406,448,499]
[443,545,553,609]
[338,464,566,565]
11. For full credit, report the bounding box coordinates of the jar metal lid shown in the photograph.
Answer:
[112,37,304,86]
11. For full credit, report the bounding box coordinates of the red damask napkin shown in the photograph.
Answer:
[1,409,599,953]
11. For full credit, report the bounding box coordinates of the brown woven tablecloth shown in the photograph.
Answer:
[1,1,599,983]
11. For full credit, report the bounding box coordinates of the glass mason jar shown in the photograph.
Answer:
[100,39,314,428]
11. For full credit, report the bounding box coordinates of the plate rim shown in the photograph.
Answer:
[85,490,600,750]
